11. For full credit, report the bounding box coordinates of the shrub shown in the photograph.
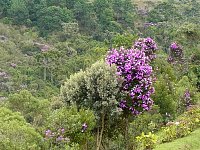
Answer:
[45,106,95,148]
[158,106,200,143]
[136,132,158,150]
[0,107,42,150]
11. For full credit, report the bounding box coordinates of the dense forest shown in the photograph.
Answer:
[0,0,200,149]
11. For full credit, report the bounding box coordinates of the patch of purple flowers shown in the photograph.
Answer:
[168,42,183,62]
[134,37,158,61]
[44,128,70,144]
[106,38,158,115]
[81,123,88,132]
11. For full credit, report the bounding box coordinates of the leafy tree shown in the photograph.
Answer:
[36,6,74,35]
[27,0,47,25]
[47,0,66,7]
[73,1,98,33]
[111,0,136,27]
[93,0,115,31]
[7,0,30,25]
[6,90,50,127]
[61,60,122,150]
[152,75,177,119]
[0,0,11,17]
[0,107,42,149]
[147,2,181,23]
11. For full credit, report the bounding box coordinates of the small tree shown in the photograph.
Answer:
[106,37,158,149]
[61,60,122,150]
[36,6,74,35]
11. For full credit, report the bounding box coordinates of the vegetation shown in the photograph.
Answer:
[155,127,200,150]
[0,0,200,149]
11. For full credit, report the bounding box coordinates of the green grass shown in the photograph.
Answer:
[154,128,200,150]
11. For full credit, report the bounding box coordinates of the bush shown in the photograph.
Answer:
[158,106,200,143]
[6,90,51,127]
[136,132,158,150]
[45,106,95,148]
[0,107,42,150]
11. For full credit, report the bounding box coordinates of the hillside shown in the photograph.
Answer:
[0,0,200,149]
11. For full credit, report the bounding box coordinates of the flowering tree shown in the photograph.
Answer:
[134,37,158,61]
[106,38,157,116]
[106,37,158,149]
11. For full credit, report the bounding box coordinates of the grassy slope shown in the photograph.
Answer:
[154,128,200,150]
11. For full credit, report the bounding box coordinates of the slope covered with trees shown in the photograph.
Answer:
[0,0,200,149]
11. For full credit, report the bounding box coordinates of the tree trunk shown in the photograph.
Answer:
[96,112,105,150]
[125,117,129,150]
[96,127,99,148]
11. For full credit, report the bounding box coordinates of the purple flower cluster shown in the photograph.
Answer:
[134,37,158,61]
[81,123,88,133]
[44,128,70,143]
[168,42,183,62]
[106,39,157,115]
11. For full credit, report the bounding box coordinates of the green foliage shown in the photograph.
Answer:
[158,106,200,143]
[147,2,181,23]
[175,76,198,113]
[6,90,50,127]
[136,132,158,150]
[7,0,30,25]
[46,106,95,146]
[152,75,177,118]
[61,60,123,149]
[155,128,200,150]
[36,6,73,35]
[112,33,138,48]
[0,0,11,17]
[129,105,163,137]
[160,122,191,143]
[61,60,122,117]
[0,0,200,149]
[0,107,42,150]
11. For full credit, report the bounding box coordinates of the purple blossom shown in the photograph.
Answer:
[134,38,158,61]
[106,38,158,115]
[168,42,183,61]
[56,136,64,142]
[45,129,52,137]
[82,123,88,132]
[167,56,174,63]
[61,128,65,134]
[170,42,178,50]
[119,100,127,109]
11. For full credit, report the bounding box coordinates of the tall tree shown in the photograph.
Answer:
[8,0,30,25]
